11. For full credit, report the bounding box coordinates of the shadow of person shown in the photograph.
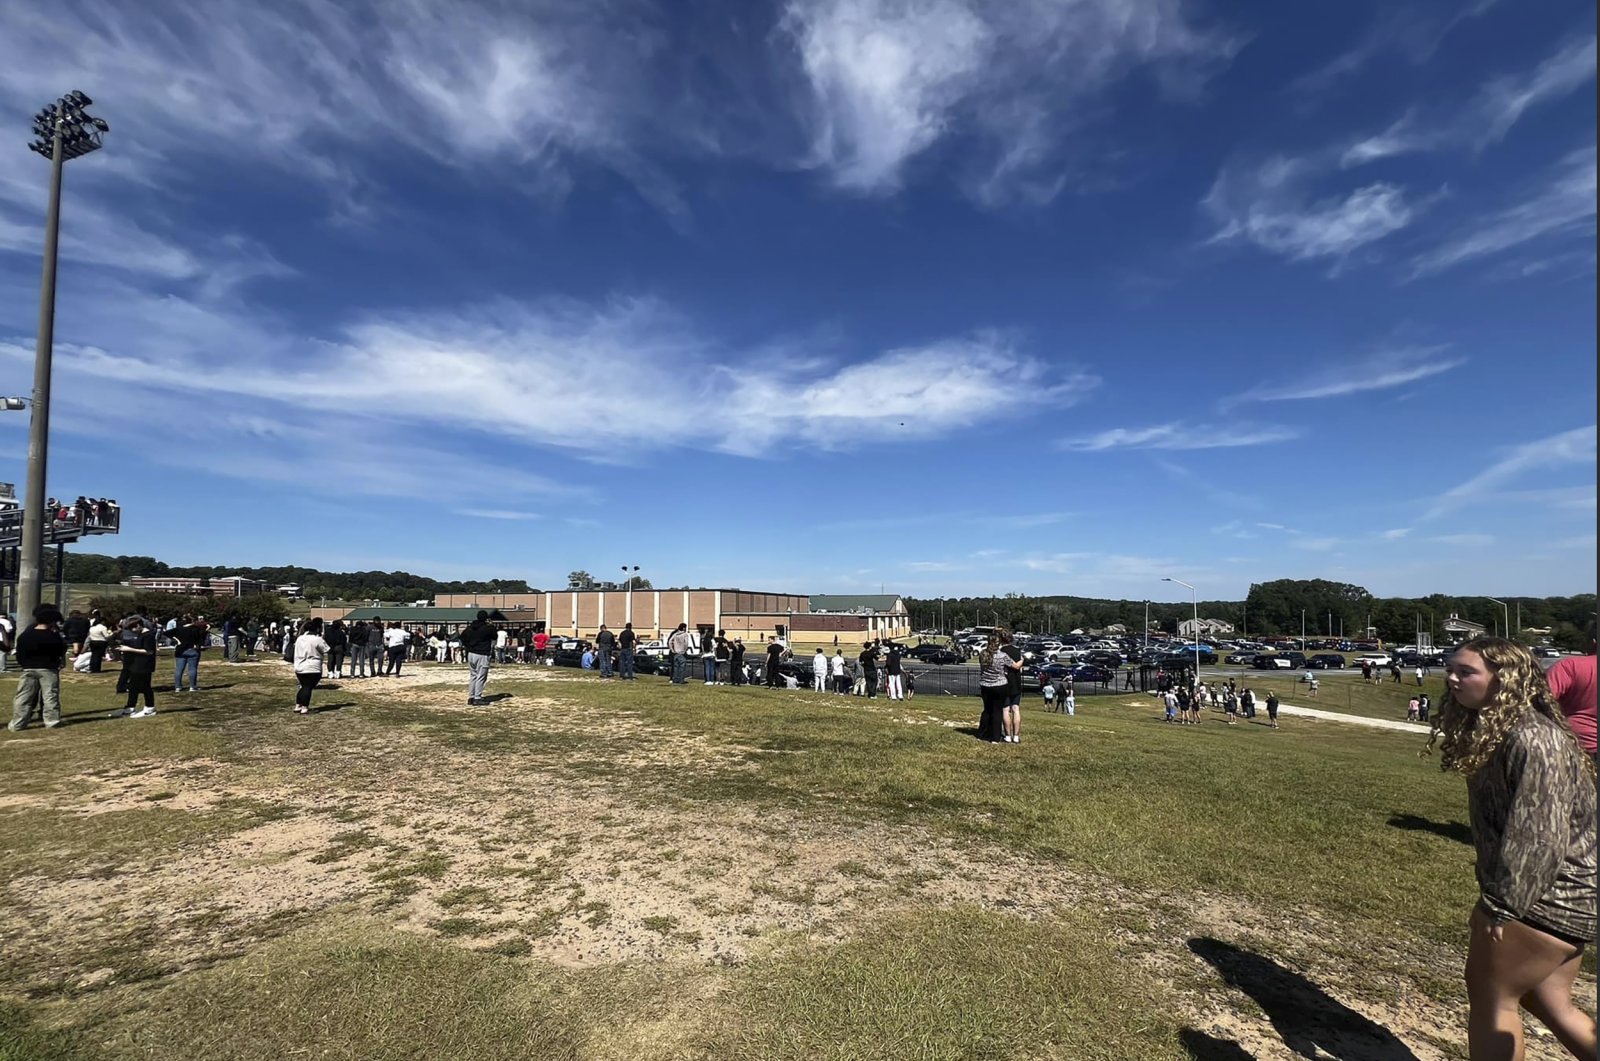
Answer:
[1179,1027,1255,1060]
[482,693,514,704]
[1188,938,1420,1061]
[1386,813,1472,845]
[311,701,357,712]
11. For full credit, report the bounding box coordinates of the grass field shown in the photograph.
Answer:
[0,656,1588,1060]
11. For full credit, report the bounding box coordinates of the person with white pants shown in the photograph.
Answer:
[884,645,905,701]
[812,649,828,691]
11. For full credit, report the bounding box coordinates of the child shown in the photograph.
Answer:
[1042,679,1056,711]
[1062,684,1075,717]
[1407,696,1420,722]
[1163,689,1177,723]
[1308,675,1319,698]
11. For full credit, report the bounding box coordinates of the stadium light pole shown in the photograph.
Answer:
[1486,597,1509,642]
[1162,577,1198,678]
[622,565,638,626]
[17,91,108,622]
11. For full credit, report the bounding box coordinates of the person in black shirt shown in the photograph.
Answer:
[595,625,617,679]
[172,614,206,693]
[618,623,637,680]
[859,641,880,699]
[324,620,348,676]
[885,645,905,700]
[458,611,496,706]
[119,617,159,717]
[9,604,66,730]
[730,638,746,685]
[764,637,784,688]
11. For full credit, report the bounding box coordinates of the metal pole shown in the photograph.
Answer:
[17,122,64,622]
[1143,600,1149,656]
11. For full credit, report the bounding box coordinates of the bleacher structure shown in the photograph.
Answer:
[0,484,121,613]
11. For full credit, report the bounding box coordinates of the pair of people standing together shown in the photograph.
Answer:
[977,630,1023,743]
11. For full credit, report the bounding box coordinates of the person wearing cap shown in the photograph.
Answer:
[9,604,67,730]
[459,610,497,706]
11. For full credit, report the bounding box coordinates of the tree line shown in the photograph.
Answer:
[61,553,532,604]
[907,579,1596,650]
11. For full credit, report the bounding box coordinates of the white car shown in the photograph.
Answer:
[1352,652,1392,669]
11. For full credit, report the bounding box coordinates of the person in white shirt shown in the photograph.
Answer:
[86,615,111,673]
[382,622,409,676]
[830,649,847,693]
[812,648,828,691]
[292,619,330,715]
[495,627,510,664]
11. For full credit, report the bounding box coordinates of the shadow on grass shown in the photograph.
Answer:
[1386,813,1471,845]
[1180,1027,1256,1059]
[1188,937,1420,1061]
[481,693,515,704]
[52,704,203,726]
[311,702,358,713]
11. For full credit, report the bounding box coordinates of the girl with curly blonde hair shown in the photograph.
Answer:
[1426,636,1596,1060]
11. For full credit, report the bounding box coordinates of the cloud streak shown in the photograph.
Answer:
[1426,425,1597,519]
[1222,346,1465,407]
[1202,156,1417,265]
[1061,422,1299,451]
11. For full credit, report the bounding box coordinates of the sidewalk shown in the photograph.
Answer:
[1272,701,1430,733]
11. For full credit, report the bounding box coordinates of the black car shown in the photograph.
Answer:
[1083,650,1124,669]
[1306,653,1346,670]
[1023,662,1114,690]
[908,644,964,664]
[1156,647,1219,666]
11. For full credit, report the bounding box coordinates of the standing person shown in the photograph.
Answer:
[324,620,348,679]
[1060,679,1075,717]
[292,618,330,715]
[859,640,880,699]
[118,617,158,719]
[365,620,385,676]
[977,634,1008,742]
[533,629,550,665]
[1416,665,1425,687]
[730,637,746,686]
[998,632,1023,743]
[812,648,828,691]
[1409,696,1421,722]
[1544,626,1597,763]
[1419,692,1432,723]
[0,610,14,673]
[665,624,691,685]
[1265,691,1280,729]
[885,643,905,700]
[1361,660,1373,683]
[495,625,510,664]
[348,620,368,678]
[383,622,408,676]
[1390,662,1403,683]
[8,605,66,730]
[700,629,718,686]
[172,614,206,693]
[618,623,637,681]
[1042,678,1056,712]
[764,637,784,689]
[223,617,239,663]
[459,610,496,706]
[87,613,110,674]
[830,648,847,693]
[595,624,616,680]
[1426,637,1597,1061]
[715,630,731,684]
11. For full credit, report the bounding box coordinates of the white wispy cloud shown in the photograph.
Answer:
[1291,2,1499,98]
[1340,36,1595,167]
[1409,145,1597,277]
[1426,533,1496,547]
[1222,345,1465,407]
[781,0,1236,202]
[1381,527,1411,540]
[0,286,1093,464]
[456,509,544,521]
[1060,422,1299,451]
[1425,425,1598,519]
[1202,156,1418,265]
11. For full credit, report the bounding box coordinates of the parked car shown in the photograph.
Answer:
[1306,653,1347,670]
[908,646,963,665]
[1351,652,1392,669]
[1224,652,1257,666]
[1083,650,1124,668]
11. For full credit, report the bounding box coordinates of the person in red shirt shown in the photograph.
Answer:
[532,630,550,665]
[1545,626,1597,760]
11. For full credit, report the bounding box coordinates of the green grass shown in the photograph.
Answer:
[0,658,1513,1059]
[1211,665,1448,721]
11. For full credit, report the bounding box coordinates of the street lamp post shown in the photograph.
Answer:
[1143,599,1150,657]
[1162,578,1199,680]
[1486,597,1510,642]
[17,91,108,623]
[622,565,639,627]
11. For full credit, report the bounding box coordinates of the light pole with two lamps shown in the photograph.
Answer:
[622,565,639,629]
[1161,577,1200,680]
[17,91,109,623]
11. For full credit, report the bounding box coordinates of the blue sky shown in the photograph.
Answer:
[0,0,1594,602]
